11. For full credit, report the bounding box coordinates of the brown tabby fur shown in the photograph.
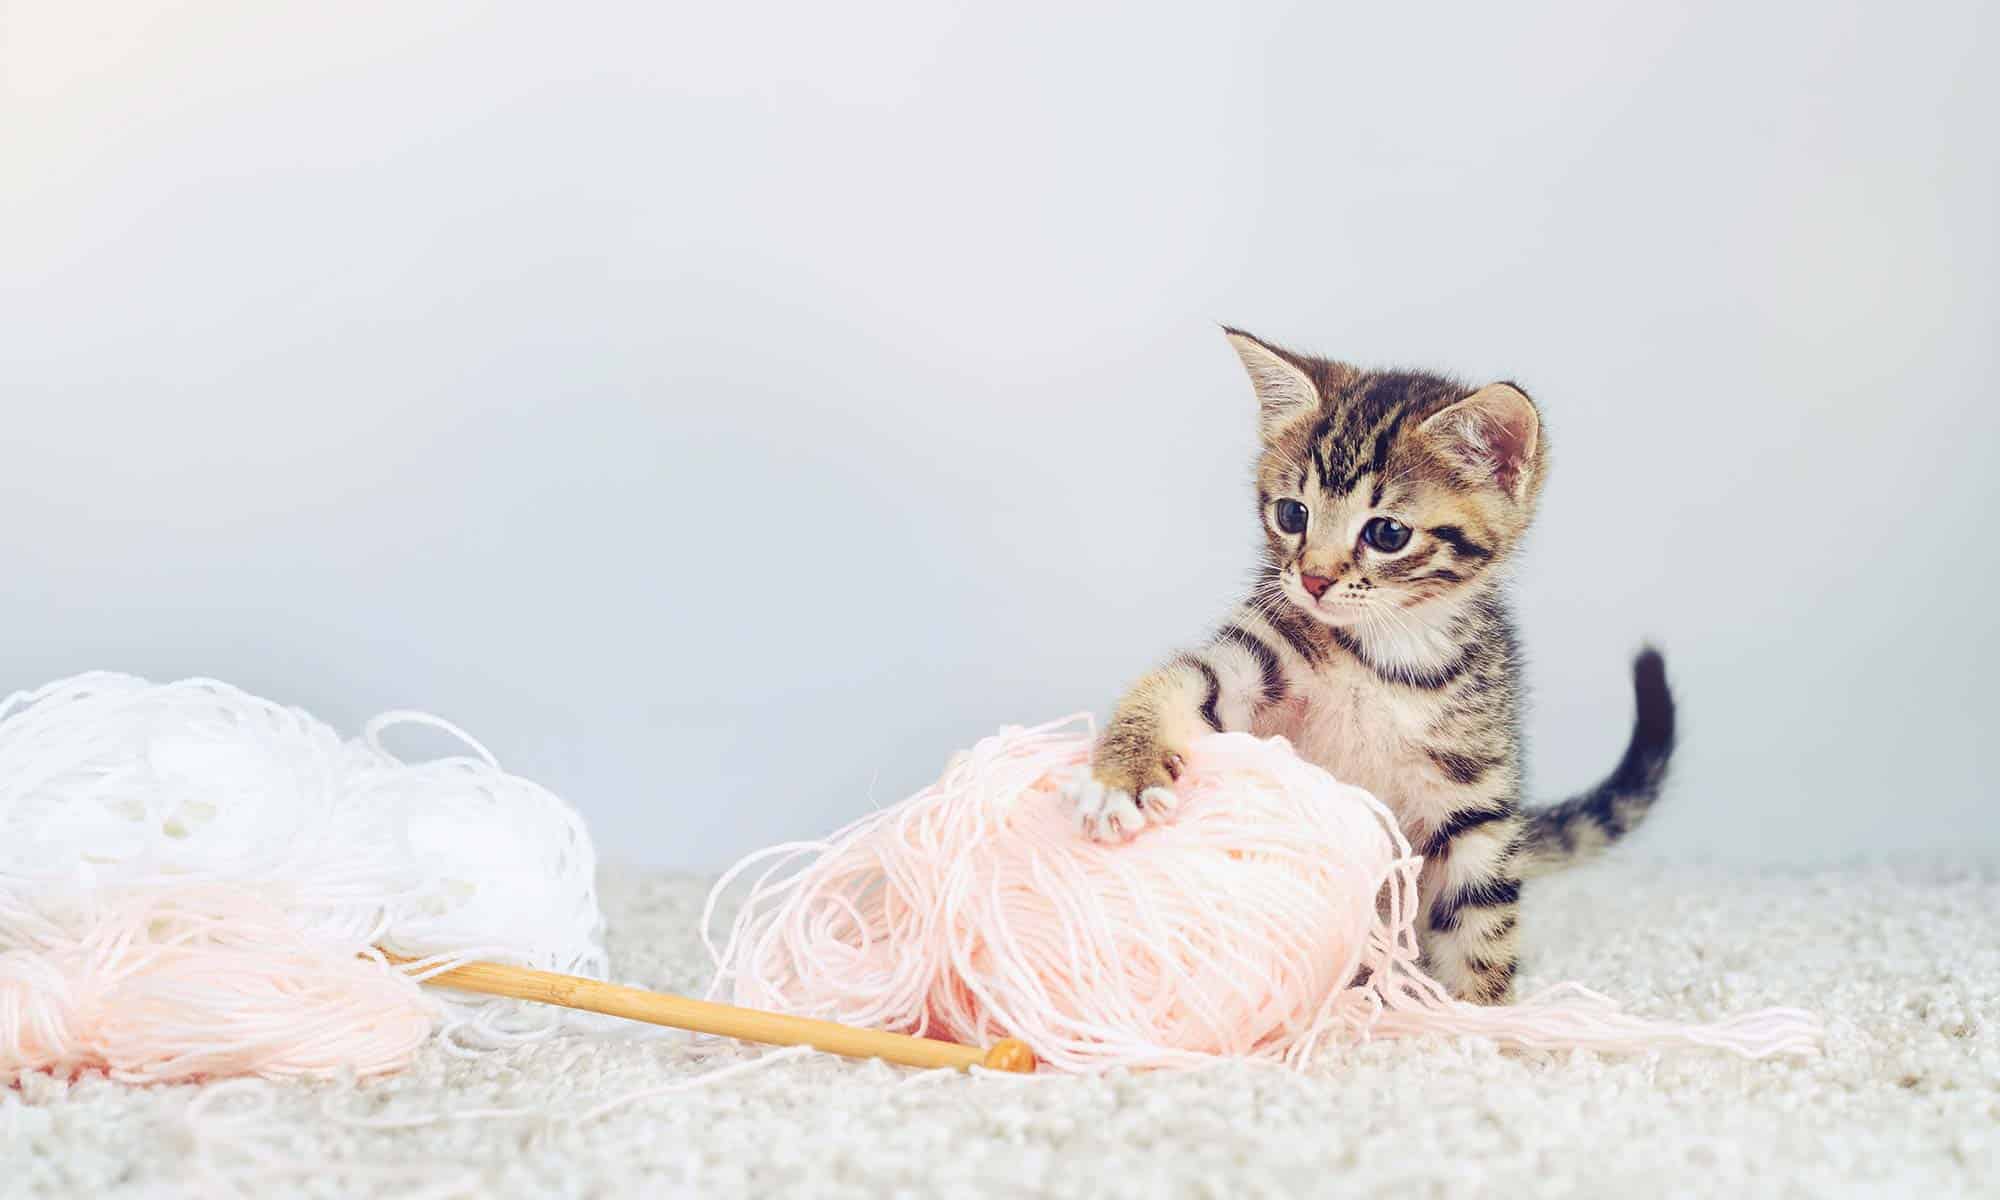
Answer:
[1066,328,1676,1003]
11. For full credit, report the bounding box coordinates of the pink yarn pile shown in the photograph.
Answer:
[707,717,1821,1073]
[0,885,435,1082]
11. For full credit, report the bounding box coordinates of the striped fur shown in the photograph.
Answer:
[1068,328,1677,1004]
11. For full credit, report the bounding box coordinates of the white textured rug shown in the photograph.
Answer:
[7,861,1996,1198]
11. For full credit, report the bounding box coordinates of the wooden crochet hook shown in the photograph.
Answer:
[381,952,1037,1074]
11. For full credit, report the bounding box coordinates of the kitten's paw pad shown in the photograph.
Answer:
[1065,777,1128,842]
[1095,787,1147,842]
[1062,771,1183,843]
[1064,773,1141,843]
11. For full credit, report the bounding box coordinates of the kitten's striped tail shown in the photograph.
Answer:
[1519,648,1677,879]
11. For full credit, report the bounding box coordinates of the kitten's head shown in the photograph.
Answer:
[1225,327,1546,628]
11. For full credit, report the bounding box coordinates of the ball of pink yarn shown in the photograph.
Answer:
[706,718,1820,1072]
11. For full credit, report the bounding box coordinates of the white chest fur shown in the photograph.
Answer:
[1253,661,1462,838]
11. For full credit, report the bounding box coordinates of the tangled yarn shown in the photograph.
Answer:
[707,717,1821,1073]
[3,673,1818,1084]
[0,673,605,1081]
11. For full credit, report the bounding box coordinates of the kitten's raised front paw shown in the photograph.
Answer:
[1062,752,1185,843]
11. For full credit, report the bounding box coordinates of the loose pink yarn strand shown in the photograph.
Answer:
[707,718,1823,1073]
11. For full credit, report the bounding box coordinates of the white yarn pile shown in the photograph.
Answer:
[0,672,607,1080]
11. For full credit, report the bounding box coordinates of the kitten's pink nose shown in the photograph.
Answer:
[1300,573,1333,599]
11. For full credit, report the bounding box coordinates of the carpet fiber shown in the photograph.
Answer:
[7,860,1997,1198]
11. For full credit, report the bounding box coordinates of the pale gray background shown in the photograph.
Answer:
[4,1,1994,869]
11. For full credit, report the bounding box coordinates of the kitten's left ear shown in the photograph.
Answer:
[1419,383,1541,499]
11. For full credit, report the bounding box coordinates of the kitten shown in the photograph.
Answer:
[1064,327,1675,1004]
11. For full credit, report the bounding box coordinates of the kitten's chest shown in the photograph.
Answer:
[1255,670,1449,825]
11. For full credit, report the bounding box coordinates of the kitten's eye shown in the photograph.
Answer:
[1273,499,1309,535]
[1362,517,1412,553]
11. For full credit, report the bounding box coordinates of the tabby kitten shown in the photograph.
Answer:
[1065,328,1676,1004]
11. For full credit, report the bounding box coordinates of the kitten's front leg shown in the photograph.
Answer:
[1417,802,1528,1004]
[1068,667,1199,842]
[1069,632,1285,841]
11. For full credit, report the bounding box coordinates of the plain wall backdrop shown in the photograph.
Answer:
[4,1,1995,870]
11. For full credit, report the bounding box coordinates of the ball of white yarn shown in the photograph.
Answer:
[0,672,606,1036]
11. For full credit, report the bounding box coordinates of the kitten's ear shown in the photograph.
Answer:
[1223,327,1320,440]
[1419,383,1541,498]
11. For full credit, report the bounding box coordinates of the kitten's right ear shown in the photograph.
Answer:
[1223,327,1319,440]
